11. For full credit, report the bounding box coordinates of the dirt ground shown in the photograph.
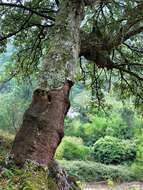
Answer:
[83,181,143,190]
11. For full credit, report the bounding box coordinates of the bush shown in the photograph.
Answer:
[55,136,91,160]
[0,85,30,132]
[106,113,134,139]
[59,160,136,182]
[65,112,135,147]
[81,116,107,146]
[131,162,143,181]
[93,136,136,164]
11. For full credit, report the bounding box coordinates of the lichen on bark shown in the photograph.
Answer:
[10,1,85,189]
[40,0,84,90]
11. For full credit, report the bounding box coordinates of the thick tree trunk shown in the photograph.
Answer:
[10,0,84,166]
[10,81,72,166]
[10,0,84,190]
[9,1,84,189]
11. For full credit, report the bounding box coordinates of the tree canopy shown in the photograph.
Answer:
[0,0,143,108]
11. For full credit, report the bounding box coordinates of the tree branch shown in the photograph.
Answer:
[80,30,105,59]
[0,2,55,21]
[123,25,143,41]
[113,64,143,81]
[107,3,143,49]
[0,70,18,91]
[80,32,143,81]
[0,21,54,42]
[123,43,143,54]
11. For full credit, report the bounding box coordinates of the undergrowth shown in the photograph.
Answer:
[0,131,142,190]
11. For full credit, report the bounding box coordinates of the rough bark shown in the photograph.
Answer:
[40,0,84,90]
[10,1,84,189]
[10,80,72,166]
[10,0,84,166]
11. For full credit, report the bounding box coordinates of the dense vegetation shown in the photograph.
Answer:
[0,77,143,187]
[0,46,143,186]
[0,0,143,189]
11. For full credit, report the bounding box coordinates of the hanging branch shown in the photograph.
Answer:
[0,19,54,42]
[119,71,143,100]
[123,43,143,54]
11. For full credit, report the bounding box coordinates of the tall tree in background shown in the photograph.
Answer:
[0,0,143,176]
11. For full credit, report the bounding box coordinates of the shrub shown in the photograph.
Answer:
[93,136,136,164]
[59,160,136,182]
[131,162,143,181]
[81,117,107,146]
[55,136,91,160]
[65,112,134,147]
[135,136,143,162]
[106,113,134,139]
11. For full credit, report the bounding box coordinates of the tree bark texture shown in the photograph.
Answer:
[10,0,84,167]
[10,81,72,166]
[40,0,84,89]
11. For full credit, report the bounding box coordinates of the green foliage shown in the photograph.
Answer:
[106,113,134,139]
[55,136,91,160]
[65,109,135,146]
[0,166,22,190]
[65,116,108,146]
[0,80,34,132]
[0,131,14,164]
[59,160,136,182]
[81,116,108,145]
[131,162,143,181]
[93,136,136,164]
[0,161,58,190]
[19,161,50,190]
[65,94,137,146]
